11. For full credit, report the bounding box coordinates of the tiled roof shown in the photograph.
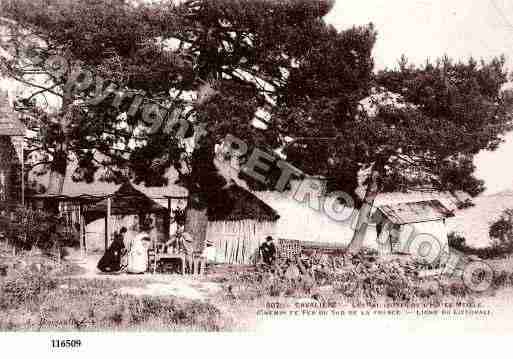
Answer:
[373,190,472,212]
[377,199,454,225]
[31,180,188,200]
[208,184,279,222]
[86,181,168,215]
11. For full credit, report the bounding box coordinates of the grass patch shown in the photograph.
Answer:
[0,273,224,331]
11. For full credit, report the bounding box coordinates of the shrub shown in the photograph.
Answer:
[489,209,513,249]
[0,206,57,250]
[446,282,470,297]
[448,232,466,250]
[332,260,418,302]
[0,206,81,254]
[0,269,57,310]
[448,231,513,260]
[1,277,224,331]
[492,270,510,288]
[224,268,315,300]
[126,296,221,330]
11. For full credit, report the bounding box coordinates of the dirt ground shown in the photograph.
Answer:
[67,254,258,330]
[71,254,224,302]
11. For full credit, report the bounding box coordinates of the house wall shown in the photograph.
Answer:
[376,219,449,261]
[206,220,275,264]
[255,190,355,245]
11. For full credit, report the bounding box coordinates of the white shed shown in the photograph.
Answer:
[373,200,454,261]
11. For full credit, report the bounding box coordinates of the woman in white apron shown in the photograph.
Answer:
[126,232,149,274]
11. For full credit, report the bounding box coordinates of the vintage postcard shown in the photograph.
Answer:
[1,0,513,355]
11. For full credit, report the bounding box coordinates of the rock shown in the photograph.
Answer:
[0,265,7,276]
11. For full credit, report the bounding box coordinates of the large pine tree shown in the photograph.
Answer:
[1,0,511,253]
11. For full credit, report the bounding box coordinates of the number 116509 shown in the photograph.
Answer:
[51,339,82,348]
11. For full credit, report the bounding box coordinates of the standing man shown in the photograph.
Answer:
[259,236,276,266]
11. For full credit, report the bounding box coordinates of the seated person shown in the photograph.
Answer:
[161,226,195,273]
[165,226,193,255]
[97,227,127,273]
[126,230,150,274]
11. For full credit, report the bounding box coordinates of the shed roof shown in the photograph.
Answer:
[377,199,454,225]
[29,180,188,200]
[86,182,168,215]
[208,184,280,222]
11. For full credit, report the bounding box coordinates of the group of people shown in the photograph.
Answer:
[97,226,195,274]
[97,227,152,274]
[99,229,277,273]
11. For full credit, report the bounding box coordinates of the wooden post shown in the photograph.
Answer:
[21,142,24,206]
[166,197,172,242]
[105,196,111,251]
[79,203,84,258]
[82,213,86,255]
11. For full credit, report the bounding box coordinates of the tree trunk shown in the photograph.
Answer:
[47,144,67,194]
[47,168,66,194]
[47,96,72,194]
[347,162,383,254]
[184,193,208,254]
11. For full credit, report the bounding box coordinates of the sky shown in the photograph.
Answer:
[325,0,513,70]
[326,0,513,194]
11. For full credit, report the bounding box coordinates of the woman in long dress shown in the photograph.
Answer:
[126,231,149,274]
[97,227,127,273]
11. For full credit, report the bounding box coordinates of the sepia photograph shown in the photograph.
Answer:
[1,0,513,354]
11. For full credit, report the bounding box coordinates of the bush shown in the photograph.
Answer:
[448,231,513,259]
[489,209,513,249]
[124,296,222,330]
[332,260,418,302]
[448,232,466,250]
[0,269,57,310]
[0,206,80,252]
[0,206,55,250]
[492,271,510,288]
[224,268,315,300]
[1,276,224,331]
